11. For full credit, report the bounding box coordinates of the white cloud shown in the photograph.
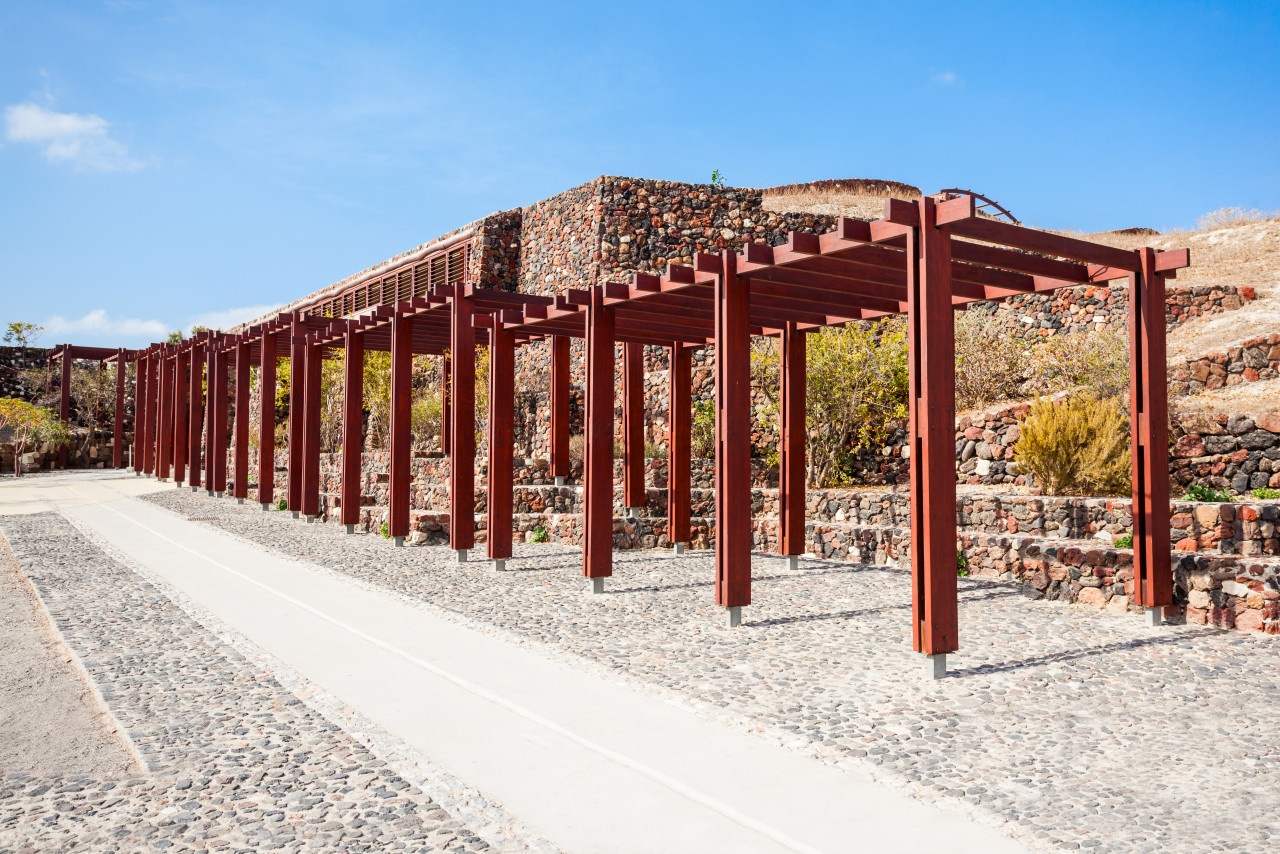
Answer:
[4,102,142,172]
[43,309,169,345]
[184,304,280,333]
[931,70,960,85]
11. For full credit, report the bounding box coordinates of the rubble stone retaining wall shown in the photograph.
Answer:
[1167,333,1280,396]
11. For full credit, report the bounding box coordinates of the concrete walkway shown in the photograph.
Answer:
[3,473,1025,854]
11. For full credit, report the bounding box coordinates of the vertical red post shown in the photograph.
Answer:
[582,286,616,587]
[779,322,807,562]
[441,352,452,455]
[204,337,219,492]
[487,318,515,566]
[149,351,162,475]
[449,294,476,557]
[233,339,250,500]
[623,342,645,515]
[257,332,278,507]
[187,338,205,487]
[302,335,322,517]
[389,310,413,542]
[160,348,177,479]
[549,335,571,482]
[287,315,306,512]
[341,326,365,530]
[666,342,692,550]
[211,342,229,494]
[113,348,126,468]
[146,350,160,474]
[908,196,959,674]
[714,250,752,623]
[130,355,144,471]
[57,347,72,468]
[174,348,189,483]
[1129,247,1173,619]
[137,352,152,473]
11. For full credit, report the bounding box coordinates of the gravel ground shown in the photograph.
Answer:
[144,487,1280,854]
[0,511,558,854]
[0,536,137,779]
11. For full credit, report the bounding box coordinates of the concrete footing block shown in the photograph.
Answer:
[626,507,644,519]
[924,653,947,680]
[393,536,405,548]
[455,549,469,563]
[291,510,300,519]
[215,491,224,499]
[785,554,799,571]
[493,558,506,571]
[205,490,215,498]
[304,515,315,524]
[236,497,244,505]
[588,577,605,594]
[554,476,566,487]
[672,542,686,555]
[725,606,742,628]
[260,503,271,512]
[1144,606,1163,627]
[344,524,356,535]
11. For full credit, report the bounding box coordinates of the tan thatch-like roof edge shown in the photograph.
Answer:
[758,178,923,199]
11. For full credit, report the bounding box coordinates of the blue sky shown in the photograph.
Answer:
[2,0,1277,348]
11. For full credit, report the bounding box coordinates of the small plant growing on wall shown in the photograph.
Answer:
[710,169,725,187]
[1114,533,1134,549]
[274,498,287,511]
[956,549,969,577]
[380,522,391,539]
[1252,486,1280,500]
[531,526,549,544]
[1183,484,1235,503]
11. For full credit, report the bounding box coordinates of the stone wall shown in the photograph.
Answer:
[0,345,50,401]
[1171,413,1280,494]
[1168,334,1280,395]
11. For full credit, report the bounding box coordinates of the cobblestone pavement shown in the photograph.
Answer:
[143,488,1280,853]
[0,511,558,854]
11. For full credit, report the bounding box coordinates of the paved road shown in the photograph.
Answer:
[3,473,1025,854]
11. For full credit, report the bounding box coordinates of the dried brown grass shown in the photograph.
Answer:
[761,178,922,221]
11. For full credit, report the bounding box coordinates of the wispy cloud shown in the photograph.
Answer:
[185,304,280,332]
[4,102,143,172]
[931,70,960,85]
[43,309,168,344]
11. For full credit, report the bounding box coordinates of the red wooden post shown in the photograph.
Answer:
[187,338,204,488]
[257,332,278,507]
[156,348,172,480]
[135,352,150,473]
[779,322,807,564]
[908,196,959,677]
[623,342,646,516]
[287,315,306,513]
[131,353,146,473]
[233,339,250,500]
[714,250,752,624]
[341,326,365,531]
[211,342,229,495]
[113,348,126,468]
[301,335,322,517]
[449,293,476,559]
[487,317,515,567]
[582,287,616,589]
[204,337,219,492]
[146,350,160,475]
[57,347,71,468]
[441,352,452,455]
[389,310,413,542]
[666,342,692,550]
[149,350,163,476]
[1129,247,1173,621]
[174,348,189,484]
[550,335,571,483]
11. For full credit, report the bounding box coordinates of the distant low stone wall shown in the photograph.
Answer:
[1168,333,1280,395]
[0,345,50,401]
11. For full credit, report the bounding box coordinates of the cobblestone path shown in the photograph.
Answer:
[142,488,1280,854]
[0,511,555,854]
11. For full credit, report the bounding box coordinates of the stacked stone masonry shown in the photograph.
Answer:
[1168,332,1280,396]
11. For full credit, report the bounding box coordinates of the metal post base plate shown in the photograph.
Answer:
[393,536,405,548]
[554,476,566,487]
[785,554,799,571]
[344,524,356,535]
[725,606,742,628]
[493,558,506,571]
[672,542,686,555]
[190,486,200,493]
[925,653,947,680]
[304,515,315,524]
[236,498,245,505]
[626,507,644,519]
[1144,606,1163,627]
[261,503,271,512]
[290,510,300,519]
[588,577,605,594]
[455,549,469,563]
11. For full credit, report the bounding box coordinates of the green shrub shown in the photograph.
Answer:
[1030,329,1130,400]
[644,441,667,460]
[1114,532,1134,549]
[954,308,1030,409]
[380,522,390,539]
[956,549,969,577]
[1183,484,1235,503]
[1251,486,1280,500]
[1015,395,1131,496]
[530,526,549,544]
[274,498,287,511]
[691,400,715,459]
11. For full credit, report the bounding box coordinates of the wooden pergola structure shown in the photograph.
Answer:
[70,194,1189,678]
[45,344,136,469]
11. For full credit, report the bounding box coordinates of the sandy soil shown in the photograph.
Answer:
[0,532,138,777]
